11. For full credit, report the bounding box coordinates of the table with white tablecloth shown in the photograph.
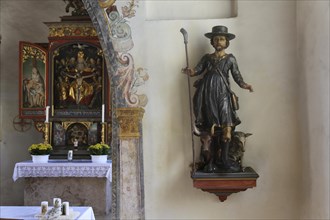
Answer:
[12,160,112,181]
[0,206,95,220]
[12,160,112,216]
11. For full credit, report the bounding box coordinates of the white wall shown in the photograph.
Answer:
[140,1,302,219]
[0,0,329,219]
[297,1,330,219]
[0,0,64,205]
[145,0,236,20]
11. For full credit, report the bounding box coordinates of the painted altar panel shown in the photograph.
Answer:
[19,42,48,119]
[50,42,106,119]
[47,40,109,158]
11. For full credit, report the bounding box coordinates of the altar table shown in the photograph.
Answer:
[13,160,112,181]
[0,206,95,220]
[12,160,112,216]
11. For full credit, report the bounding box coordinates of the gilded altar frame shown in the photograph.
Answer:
[18,18,111,158]
[19,42,48,119]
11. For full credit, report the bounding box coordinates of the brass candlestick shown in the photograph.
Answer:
[44,122,50,144]
[101,122,105,144]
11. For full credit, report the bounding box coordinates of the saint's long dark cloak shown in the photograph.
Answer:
[193,54,245,131]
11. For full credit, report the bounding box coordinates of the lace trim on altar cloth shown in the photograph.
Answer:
[12,161,112,181]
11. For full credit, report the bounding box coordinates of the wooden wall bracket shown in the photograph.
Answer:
[192,167,259,202]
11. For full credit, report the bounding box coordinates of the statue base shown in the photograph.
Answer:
[191,167,259,202]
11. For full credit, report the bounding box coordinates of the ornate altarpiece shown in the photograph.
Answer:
[19,16,110,158]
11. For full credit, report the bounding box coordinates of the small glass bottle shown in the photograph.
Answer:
[67,150,73,161]
[53,198,61,208]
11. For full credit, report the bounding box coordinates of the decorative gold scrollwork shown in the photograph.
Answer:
[22,46,46,63]
[62,121,93,130]
[98,0,116,8]
[46,23,97,38]
[34,121,45,133]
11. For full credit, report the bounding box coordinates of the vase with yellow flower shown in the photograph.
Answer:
[87,143,110,163]
[28,143,53,163]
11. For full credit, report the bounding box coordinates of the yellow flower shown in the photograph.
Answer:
[88,143,111,155]
[28,143,53,155]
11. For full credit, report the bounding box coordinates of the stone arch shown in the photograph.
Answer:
[82,1,147,219]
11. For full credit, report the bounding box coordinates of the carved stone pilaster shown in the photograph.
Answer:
[115,107,145,219]
[116,108,144,139]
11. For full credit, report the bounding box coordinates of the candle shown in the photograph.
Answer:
[41,201,48,215]
[102,104,105,123]
[62,202,70,216]
[45,106,50,123]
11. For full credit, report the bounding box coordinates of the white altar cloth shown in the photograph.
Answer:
[12,160,112,182]
[0,206,95,220]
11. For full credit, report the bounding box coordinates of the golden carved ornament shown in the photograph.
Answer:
[115,108,144,138]
[46,23,97,38]
[98,0,116,8]
[62,121,93,130]
[34,121,46,133]
[22,46,46,63]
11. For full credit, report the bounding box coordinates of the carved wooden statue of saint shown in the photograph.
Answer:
[182,26,253,173]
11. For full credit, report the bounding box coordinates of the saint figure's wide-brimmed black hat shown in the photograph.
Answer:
[205,26,235,40]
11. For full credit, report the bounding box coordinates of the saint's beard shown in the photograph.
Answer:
[213,44,225,51]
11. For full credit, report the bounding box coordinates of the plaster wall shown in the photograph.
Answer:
[0,0,329,219]
[0,0,64,205]
[140,1,301,219]
[297,1,330,219]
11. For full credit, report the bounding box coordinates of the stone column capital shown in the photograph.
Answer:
[115,107,145,139]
